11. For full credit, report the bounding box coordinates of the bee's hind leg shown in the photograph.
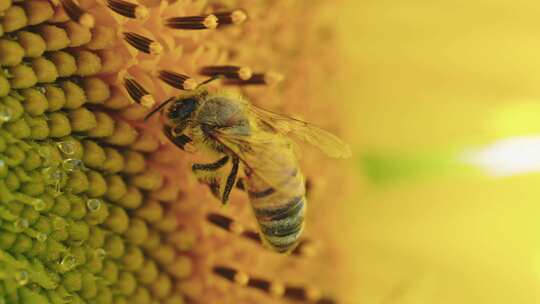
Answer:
[221,156,239,204]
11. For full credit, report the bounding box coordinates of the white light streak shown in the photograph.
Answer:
[460,136,540,177]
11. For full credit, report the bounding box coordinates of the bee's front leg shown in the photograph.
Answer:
[163,125,196,152]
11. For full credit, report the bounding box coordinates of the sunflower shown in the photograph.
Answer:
[0,1,350,303]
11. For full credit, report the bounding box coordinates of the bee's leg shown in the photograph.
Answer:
[212,265,334,304]
[221,156,239,204]
[235,177,246,191]
[192,156,230,200]
[192,155,230,171]
[163,125,193,151]
[206,212,316,258]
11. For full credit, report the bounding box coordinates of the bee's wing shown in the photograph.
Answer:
[249,105,352,159]
[212,128,302,194]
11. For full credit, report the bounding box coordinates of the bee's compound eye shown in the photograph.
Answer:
[168,98,198,120]
[172,125,184,136]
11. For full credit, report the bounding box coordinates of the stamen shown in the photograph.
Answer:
[214,10,248,26]
[106,0,149,19]
[59,0,95,28]
[241,230,260,242]
[291,239,317,258]
[212,266,237,282]
[229,222,245,234]
[234,272,249,285]
[269,283,286,297]
[284,286,318,301]
[206,213,234,231]
[248,277,271,292]
[212,266,248,285]
[165,14,218,30]
[200,65,253,80]
[158,70,197,90]
[207,213,257,239]
[213,265,332,302]
[316,298,337,304]
[306,288,323,301]
[224,71,284,86]
[206,212,315,257]
[124,32,163,55]
[123,77,155,108]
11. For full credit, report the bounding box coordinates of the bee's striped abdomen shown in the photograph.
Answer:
[247,171,306,253]
[256,195,306,252]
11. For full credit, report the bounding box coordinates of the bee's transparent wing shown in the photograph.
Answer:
[211,128,302,194]
[250,105,352,159]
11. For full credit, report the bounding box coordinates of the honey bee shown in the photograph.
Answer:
[151,86,351,253]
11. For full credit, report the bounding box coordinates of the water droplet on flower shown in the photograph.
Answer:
[57,141,75,155]
[62,294,75,303]
[9,91,24,100]
[36,85,47,94]
[14,270,29,286]
[95,248,107,259]
[32,198,46,211]
[86,199,101,212]
[62,158,82,172]
[0,107,12,122]
[60,254,78,271]
[14,219,29,231]
[52,216,66,230]
[3,68,13,78]
[36,233,48,243]
[42,167,64,185]
[37,146,51,158]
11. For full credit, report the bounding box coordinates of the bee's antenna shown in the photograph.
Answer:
[144,97,175,121]
[200,65,253,81]
[197,75,224,88]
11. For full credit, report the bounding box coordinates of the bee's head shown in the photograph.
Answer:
[144,87,209,129]
[166,97,200,123]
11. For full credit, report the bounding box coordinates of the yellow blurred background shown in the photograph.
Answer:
[330,1,540,303]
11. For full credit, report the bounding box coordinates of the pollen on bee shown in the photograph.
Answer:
[214,10,248,26]
[224,71,284,86]
[124,32,163,55]
[200,65,253,81]
[59,0,95,28]
[107,0,149,19]
[158,70,197,90]
[123,77,155,108]
[165,14,219,30]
